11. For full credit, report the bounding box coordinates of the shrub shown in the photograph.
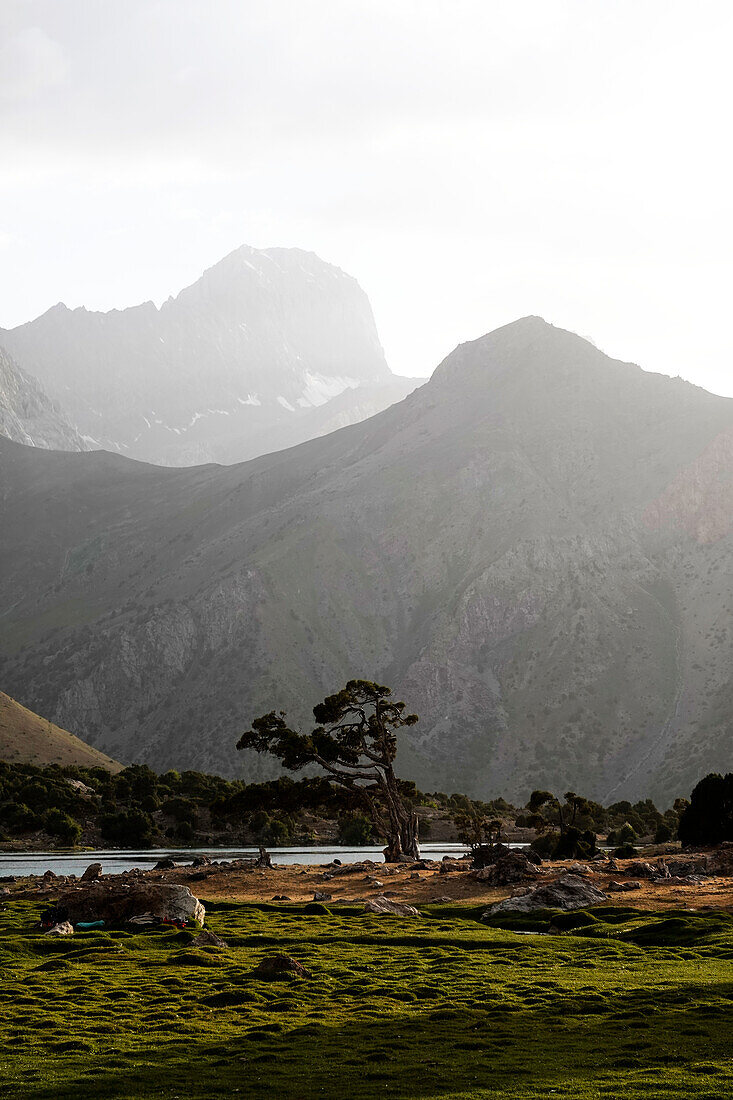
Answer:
[338,813,374,846]
[100,809,155,847]
[42,808,82,846]
[678,773,733,847]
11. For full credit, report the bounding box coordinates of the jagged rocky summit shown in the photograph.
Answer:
[0,245,420,465]
[0,345,87,452]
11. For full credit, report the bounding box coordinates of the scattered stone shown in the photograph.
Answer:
[565,863,592,876]
[409,872,421,880]
[153,859,176,870]
[364,896,421,917]
[45,921,74,936]
[191,929,228,949]
[526,850,544,866]
[484,874,608,916]
[256,847,273,869]
[313,892,331,902]
[42,870,57,881]
[430,896,453,903]
[607,880,642,892]
[252,955,311,980]
[191,855,211,867]
[332,858,342,866]
[81,863,103,881]
[271,895,291,901]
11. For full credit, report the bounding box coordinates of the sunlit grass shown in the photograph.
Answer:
[1,899,732,1098]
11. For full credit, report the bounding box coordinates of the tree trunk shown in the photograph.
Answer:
[381,772,420,861]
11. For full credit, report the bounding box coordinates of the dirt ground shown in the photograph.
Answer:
[151,856,733,911]
[7,853,733,912]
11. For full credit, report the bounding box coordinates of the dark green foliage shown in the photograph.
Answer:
[42,808,81,846]
[99,808,155,847]
[552,826,596,860]
[337,813,374,846]
[679,772,733,846]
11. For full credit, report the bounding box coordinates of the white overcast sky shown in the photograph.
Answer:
[1,1,732,395]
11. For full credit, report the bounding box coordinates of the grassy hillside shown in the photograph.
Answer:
[0,692,122,771]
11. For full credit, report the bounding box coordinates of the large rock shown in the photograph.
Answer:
[81,863,103,881]
[52,883,205,925]
[472,851,542,885]
[364,895,421,917]
[484,874,608,916]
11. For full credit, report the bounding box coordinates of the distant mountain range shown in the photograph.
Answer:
[1,317,731,804]
[0,245,422,466]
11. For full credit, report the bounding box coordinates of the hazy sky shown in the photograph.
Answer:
[1,1,732,395]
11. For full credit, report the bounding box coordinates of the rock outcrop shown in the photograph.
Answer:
[0,345,86,451]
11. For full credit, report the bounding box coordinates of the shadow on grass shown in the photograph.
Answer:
[14,987,733,1100]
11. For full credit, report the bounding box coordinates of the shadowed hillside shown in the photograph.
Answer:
[1,317,731,802]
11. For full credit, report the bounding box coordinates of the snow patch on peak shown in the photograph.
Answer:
[299,372,360,409]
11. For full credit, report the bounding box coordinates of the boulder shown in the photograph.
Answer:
[484,874,608,916]
[154,859,176,870]
[191,855,211,868]
[42,870,57,881]
[252,955,311,980]
[439,860,472,874]
[473,852,542,886]
[313,892,331,902]
[624,861,656,879]
[364,895,421,917]
[607,880,642,892]
[191,929,228,949]
[81,863,103,881]
[45,921,74,936]
[52,883,205,926]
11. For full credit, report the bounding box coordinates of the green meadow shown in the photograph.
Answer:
[1,899,732,1099]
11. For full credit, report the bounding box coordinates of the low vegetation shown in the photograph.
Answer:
[0,898,732,1098]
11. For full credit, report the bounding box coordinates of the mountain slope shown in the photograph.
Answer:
[1,317,731,803]
[0,691,122,770]
[0,346,87,452]
[0,245,419,465]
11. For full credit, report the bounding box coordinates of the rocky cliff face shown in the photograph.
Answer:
[0,346,87,452]
[1,317,731,804]
[0,246,418,466]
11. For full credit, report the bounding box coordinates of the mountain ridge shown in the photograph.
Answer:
[1,244,422,466]
[1,317,731,804]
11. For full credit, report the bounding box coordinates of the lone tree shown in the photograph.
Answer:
[236,679,421,861]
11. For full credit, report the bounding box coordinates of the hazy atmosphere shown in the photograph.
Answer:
[2,0,733,393]
[2,5,733,1099]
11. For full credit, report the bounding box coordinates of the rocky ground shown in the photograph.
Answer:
[5,845,733,914]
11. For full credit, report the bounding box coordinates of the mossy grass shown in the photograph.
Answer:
[0,898,732,1098]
